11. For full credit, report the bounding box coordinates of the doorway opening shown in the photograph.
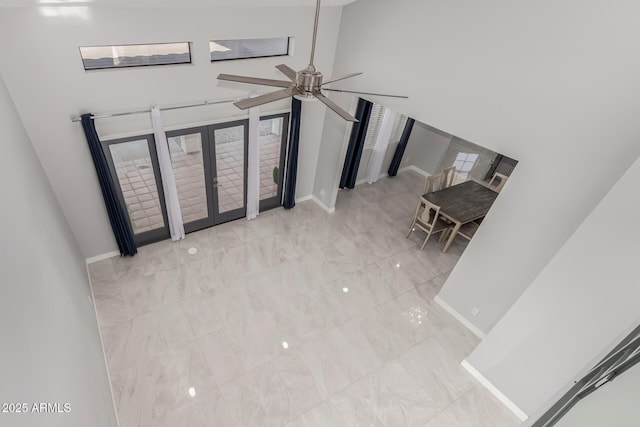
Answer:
[103,113,289,246]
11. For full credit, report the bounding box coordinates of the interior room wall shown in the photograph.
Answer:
[0,4,341,259]
[298,100,331,197]
[465,154,640,417]
[316,0,640,337]
[400,121,452,175]
[0,75,117,427]
[312,90,353,207]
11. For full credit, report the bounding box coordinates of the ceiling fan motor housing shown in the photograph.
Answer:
[296,66,323,98]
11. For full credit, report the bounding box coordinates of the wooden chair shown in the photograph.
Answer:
[406,197,450,250]
[489,172,509,192]
[423,172,444,194]
[441,166,456,188]
[451,221,480,242]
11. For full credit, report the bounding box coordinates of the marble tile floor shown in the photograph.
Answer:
[88,170,520,427]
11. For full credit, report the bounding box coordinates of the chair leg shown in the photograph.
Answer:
[407,202,421,239]
[420,231,432,250]
[406,220,415,238]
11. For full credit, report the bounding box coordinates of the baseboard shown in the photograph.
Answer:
[85,265,121,427]
[312,196,336,214]
[399,165,429,177]
[295,195,313,203]
[354,171,390,187]
[434,295,487,340]
[461,360,529,422]
[86,250,120,265]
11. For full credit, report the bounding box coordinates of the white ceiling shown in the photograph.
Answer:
[0,0,357,7]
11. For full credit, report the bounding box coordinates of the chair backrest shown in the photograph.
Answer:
[423,173,444,194]
[441,166,456,188]
[418,197,441,228]
[489,172,509,192]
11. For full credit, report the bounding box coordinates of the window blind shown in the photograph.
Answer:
[363,103,386,149]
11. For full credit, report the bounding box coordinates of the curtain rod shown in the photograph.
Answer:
[70,97,240,122]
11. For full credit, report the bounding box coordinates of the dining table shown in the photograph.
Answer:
[422,180,498,252]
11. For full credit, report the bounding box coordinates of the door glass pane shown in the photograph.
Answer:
[109,139,165,234]
[259,117,283,200]
[214,125,245,213]
[167,133,208,223]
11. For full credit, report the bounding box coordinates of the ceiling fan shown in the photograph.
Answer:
[217,0,407,122]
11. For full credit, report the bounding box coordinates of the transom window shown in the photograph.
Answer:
[79,42,191,70]
[210,37,290,61]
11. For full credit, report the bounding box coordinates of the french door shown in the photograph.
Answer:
[104,113,289,245]
[103,134,170,246]
[166,119,248,233]
[165,114,289,233]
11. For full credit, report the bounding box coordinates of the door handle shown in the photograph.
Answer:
[213,177,218,188]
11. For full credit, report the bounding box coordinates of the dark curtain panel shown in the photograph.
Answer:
[339,98,373,189]
[283,98,302,209]
[388,117,415,177]
[80,114,137,256]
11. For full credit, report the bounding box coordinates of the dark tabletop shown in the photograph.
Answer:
[423,180,498,224]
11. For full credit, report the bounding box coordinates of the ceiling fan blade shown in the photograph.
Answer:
[275,64,297,82]
[218,73,293,88]
[322,72,363,86]
[234,87,300,110]
[323,88,409,99]
[315,92,358,122]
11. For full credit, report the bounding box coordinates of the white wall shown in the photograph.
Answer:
[466,154,640,417]
[298,100,331,197]
[312,90,354,207]
[401,121,452,175]
[0,75,117,426]
[0,4,341,258]
[317,0,640,335]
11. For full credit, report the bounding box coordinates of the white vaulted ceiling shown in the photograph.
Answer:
[0,0,358,7]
